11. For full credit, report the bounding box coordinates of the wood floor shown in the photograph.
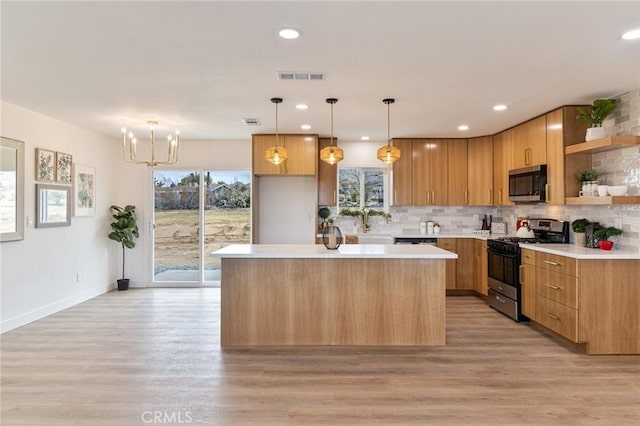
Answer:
[1,289,638,426]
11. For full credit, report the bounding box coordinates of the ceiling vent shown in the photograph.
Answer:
[242,118,261,126]
[278,71,325,81]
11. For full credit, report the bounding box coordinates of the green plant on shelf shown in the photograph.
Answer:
[576,99,616,127]
[576,169,598,183]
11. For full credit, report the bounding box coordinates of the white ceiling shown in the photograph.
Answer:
[2,1,639,143]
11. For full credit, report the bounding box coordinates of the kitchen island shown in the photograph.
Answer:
[211,244,457,347]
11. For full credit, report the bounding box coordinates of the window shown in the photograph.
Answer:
[338,168,386,209]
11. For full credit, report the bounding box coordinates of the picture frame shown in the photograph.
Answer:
[36,183,71,228]
[56,152,72,183]
[73,164,96,217]
[35,148,56,182]
[0,137,25,242]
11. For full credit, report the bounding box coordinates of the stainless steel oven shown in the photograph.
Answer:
[486,218,569,322]
[487,240,521,321]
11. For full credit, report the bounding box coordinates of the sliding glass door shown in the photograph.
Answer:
[152,170,250,285]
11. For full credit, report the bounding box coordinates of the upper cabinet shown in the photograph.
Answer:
[512,116,547,169]
[390,139,413,206]
[413,139,448,205]
[492,131,512,206]
[447,139,468,205]
[252,134,317,176]
[467,136,493,205]
[317,137,337,206]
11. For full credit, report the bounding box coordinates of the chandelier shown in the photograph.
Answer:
[320,98,344,165]
[377,98,401,164]
[265,97,288,165]
[121,121,180,167]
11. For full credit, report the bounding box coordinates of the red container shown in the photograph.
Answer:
[598,240,614,250]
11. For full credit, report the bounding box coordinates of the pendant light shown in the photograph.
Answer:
[319,98,344,165]
[265,97,288,165]
[377,98,401,164]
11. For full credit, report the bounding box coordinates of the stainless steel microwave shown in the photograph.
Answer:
[508,165,547,202]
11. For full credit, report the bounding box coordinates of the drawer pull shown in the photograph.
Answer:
[544,260,561,266]
[495,295,506,304]
[546,313,561,320]
[544,283,561,290]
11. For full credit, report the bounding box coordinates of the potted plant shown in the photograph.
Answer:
[108,205,140,290]
[576,99,616,141]
[571,218,590,246]
[318,207,331,231]
[576,169,599,196]
[593,226,623,250]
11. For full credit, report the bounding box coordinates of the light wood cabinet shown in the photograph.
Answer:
[390,139,413,206]
[529,251,640,355]
[512,116,547,169]
[317,137,337,205]
[437,238,474,290]
[412,139,448,205]
[492,130,512,206]
[520,248,536,320]
[252,134,317,176]
[473,239,488,296]
[447,139,468,205]
[467,136,493,205]
[455,239,474,290]
[436,238,457,289]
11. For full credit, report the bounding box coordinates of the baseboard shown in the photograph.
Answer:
[1,284,115,334]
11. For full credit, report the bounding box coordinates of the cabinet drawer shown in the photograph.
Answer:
[536,296,578,342]
[436,238,456,250]
[536,252,577,276]
[536,269,578,308]
[521,248,535,265]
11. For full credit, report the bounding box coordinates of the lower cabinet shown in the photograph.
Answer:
[473,239,488,295]
[526,250,640,355]
[520,248,536,320]
[437,238,474,290]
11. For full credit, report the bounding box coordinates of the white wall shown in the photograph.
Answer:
[116,139,251,286]
[0,101,119,332]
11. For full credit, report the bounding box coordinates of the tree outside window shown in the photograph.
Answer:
[338,168,386,209]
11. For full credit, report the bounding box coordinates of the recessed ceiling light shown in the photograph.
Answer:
[301,124,311,130]
[279,28,301,39]
[622,28,640,40]
[493,104,508,111]
[458,125,470,131]
[361,136,370,141]
[296,104,309,110]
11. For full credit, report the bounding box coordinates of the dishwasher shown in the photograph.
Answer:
[393,237,438,245]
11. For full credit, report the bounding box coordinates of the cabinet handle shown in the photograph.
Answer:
[431,191,435,205]
[544,283,561,290]
[499,189,503,204]
[544,260,561,266]
[545,184,550,202]
[496,295,506,304]
[464,190,468,205]
[519,265,525,284]
[394,190,397,204]
[546,313,561,320]
[525,148,532,165]
[426,191,429,204]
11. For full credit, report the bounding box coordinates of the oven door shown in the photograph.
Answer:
[487,249,519,292]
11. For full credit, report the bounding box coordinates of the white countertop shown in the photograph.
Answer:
[519,243,640,259]
[212,244,458,259]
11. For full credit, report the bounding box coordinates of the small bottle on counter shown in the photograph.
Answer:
[433,224,440,234]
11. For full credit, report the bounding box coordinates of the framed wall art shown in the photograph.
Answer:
[36,183,71,228]
[35,148,56,182]
[73,164,96,217]
[56,152,72,183]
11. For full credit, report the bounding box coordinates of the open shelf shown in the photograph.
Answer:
[565,136,640,155]
[565,196,640,205]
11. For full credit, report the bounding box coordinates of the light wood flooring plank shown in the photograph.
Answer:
[1,289,638,425]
